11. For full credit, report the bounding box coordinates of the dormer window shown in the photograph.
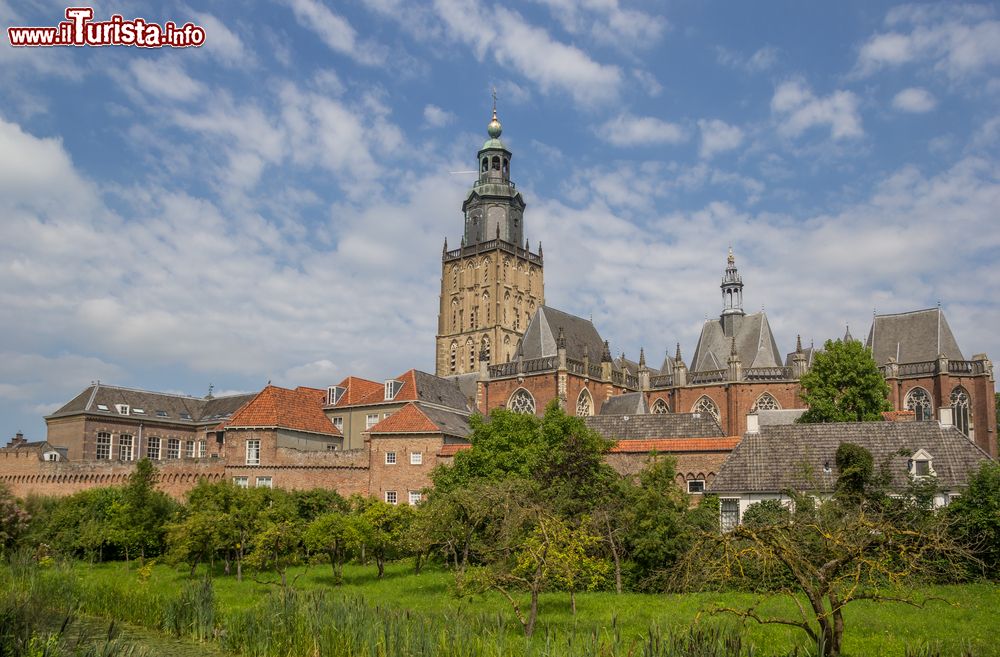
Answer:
[384,380,403,400]
[116,404,130,415]
[908,449,935,477]
[96,404,109,412]
[132,408,145,415]
[328,386,345,406]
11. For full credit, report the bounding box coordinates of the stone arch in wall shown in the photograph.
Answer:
[508,388,536,415]
[905,387,933,421]
[576,388,594,416]
[692,395,720,423]
[651,398,669,414]
[950,386,972,438]
[750,392,781,413]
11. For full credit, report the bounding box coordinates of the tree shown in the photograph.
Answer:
[303,511,350,582]
[797,339,891,423]
[538,515,609,615]
[0,483,28,556]
[347,501,413,579]
[111,459,176,562]
[948,461,1000,580]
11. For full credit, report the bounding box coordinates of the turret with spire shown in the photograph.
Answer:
[721,247,745,337]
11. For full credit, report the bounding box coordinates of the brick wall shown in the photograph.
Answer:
[368,434,444,504]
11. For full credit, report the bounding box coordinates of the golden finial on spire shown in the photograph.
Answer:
[727,246,735,266]
[487,87,502,139]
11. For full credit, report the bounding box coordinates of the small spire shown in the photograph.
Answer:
[443,237,448,254]
[525,237,530,250]
[675,342,682,362]
[557,326,566,350]
[727,246,735,266]
[538,241,543,256]
[843,324,854,342]
[730,337,737,356]
[638,347,646,368]
[601,340,612,363]
[796,334,803,353]
[487,88,502,139]
[583,344,589,359]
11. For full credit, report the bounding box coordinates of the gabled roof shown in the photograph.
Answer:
[0,440,69,460]
[352,369,470,411]
[690,311,783,372]
[369,402,471,438]
[46,383,256,425]
[516,306,607,363]
[585,413,725,440]
[710,421,991,494]
[219,386,340,436]
[329,376,383,408]
[866,308,965,365]
[599,392,648,416]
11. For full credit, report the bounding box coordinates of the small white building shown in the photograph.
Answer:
[708,410,993,530]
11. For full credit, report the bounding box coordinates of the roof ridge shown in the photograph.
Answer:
[88,382,252,400]
[874,307,939,318]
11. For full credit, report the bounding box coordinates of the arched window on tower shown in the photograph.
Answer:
[576,389,593,417]
[451,298,459,331]
[651,398,669,414]
[750,393,781,413]
[905,387,933,422]
[951,387,972,438]
[482,258,490,283]
[504,335,511,361]
[466,338,475,371]
[491,155,500,171]
[481,157,488,173]
[508,388,536,415]
[470,306,477,329]
[692,396,720,423]
[452,266,458,290]
[502,158,509,177]
[449,342,457,373]
[481,336,491,363]
[482,292,490,324]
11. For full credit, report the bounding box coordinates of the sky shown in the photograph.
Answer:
[1,0,999,440]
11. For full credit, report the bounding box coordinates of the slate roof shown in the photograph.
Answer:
[0,440,68,460]
[691,311,783,372]
[709,421,991,494]
[47,383,256,425]
[369,402,471,438]
[346,370,470,411]
[599,392,648,415]
[585,413,725,440]
[218,386,340,436]
[516,306,608,363]
[784,345,816,368]
[757,409,806,426]
[866,308,965,365]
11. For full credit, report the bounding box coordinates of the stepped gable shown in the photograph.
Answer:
[710,421,991,494]
[585,412,725,441]
[369,402,471,439]
[866,308,965,365]
[516,306,607,363]
[599,392,648,416]
[45,382,256,424]
[691,311,783,372]
[219,385,339,436]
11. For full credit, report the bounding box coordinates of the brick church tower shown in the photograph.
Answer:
[435,103,544,376]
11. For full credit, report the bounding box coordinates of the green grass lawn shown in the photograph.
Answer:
[54,559,1000,657]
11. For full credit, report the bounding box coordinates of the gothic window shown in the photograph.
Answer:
[508,388,536,415]
[483,292,490,323]
[482,258,490,283]
[504,335,511,360]
[576,389,593,417]
[452,266,458,290]
[951,387,972,438]
[750,393,780,413]
[503,258,510,281]
[471,307,477,328]
[451,298,459,331]
[651,399,669,414]
[481,336,491,362]
[466,338,475,371]
[905,387,933,422]
[449,342,457,373]
[692,396,720,423]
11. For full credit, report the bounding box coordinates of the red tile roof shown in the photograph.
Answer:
[369,403,439,434]
[354,369,422,406]
[219,386,341,435]
[331,377,384,408]
[437,443,472,457]
[609,436,741,453]
[882,410,916,422]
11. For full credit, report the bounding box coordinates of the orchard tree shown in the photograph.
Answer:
[797,339,891,423]
[948,461,1000,580]
[348,500,413,579]
[304,511,350,582]
[0,483,28,556]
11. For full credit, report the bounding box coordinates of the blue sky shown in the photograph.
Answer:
[1,1,999,440]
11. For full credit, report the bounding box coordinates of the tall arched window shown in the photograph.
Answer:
[508,388,536,414]
[693,396,720,423]
[951,387,971,438]
[482,258,490,283]
[470,306,477,329]
[504,335,511,361]
[466,338,475,371]
[905,387,933,422]
[482,292,490,324]
[651,398,669,414]
[576,389,593,417]
[449,342,457,373]
[481,336,491,363]
[750,393,780,413]
[451,298,459,331]
[452,266,458,289]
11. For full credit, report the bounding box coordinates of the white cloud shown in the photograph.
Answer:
[191,12,254,67]
[128,59,205,102]
[716,45,779,72]
[698,119,744,159]
[596,114,686,147]
[284,0,387,66]
[632,69,663,97]
[531,0,668,50]
[892,87,937,113]
[771,80,863,140]
[423,104,455,128]
[855,6,1000,80]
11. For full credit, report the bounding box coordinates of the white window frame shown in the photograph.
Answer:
[96,432,112,460]
[366,414,379,430]
[410,452,423,465]
[687,479,706,494]
[166,438,180,459]
[246,439,261,465]
[118,434,134,461]
[255,476,272,489]
[332,416,344,432]
[185,440,195,458]
[233,476,249,489]
[721,498,740,532]
[385,490,397,505]
[408,491,422,506]
[385,451,397,465]
[198,440,206,457]
[146,437,161,460]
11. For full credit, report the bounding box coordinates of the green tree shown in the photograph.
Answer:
[0,483,28,556]
[797,339,891,423]
[111,459,176,562]
[303,511,350,582]
[537,515,610,615]
[347,501,413,579]
[948,461,1000,580]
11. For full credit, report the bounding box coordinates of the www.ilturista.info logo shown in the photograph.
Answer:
[8,7,206,48]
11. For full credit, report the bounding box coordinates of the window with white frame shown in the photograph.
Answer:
[233,476,249,488]
[146,437,161,460]
[256,476,272,488]
[96,432,112,460]
[721,498,740,531]
[118,434,133,461]
[687,479,706,494]
[385,451,397,465]
[951,387,972,438]
[385,490,397,505]
[185,441,195,458]
[198,440,206,457]
[246,439,261,465]
[366,414,379,430]
[909,449,935,477]
[384,380,403,400]
[410,452,422,465]
[409,491,422,506]
[45,452,59,462]
[332,417,344,432]
[166,438,180,459]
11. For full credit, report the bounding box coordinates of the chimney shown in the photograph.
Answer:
[746,414,760,434]
[939,407,953,427]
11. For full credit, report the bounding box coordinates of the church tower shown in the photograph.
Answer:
[435,103,545,376]
[720,247,745,337]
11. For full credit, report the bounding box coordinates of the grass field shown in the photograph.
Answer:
[11,559,1000,656]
